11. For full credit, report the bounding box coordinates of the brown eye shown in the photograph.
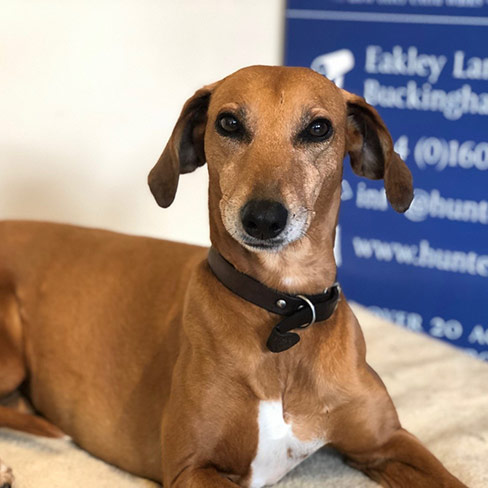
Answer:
[219,114,240,133]
[307,119,332,139]
[215,112,250,142]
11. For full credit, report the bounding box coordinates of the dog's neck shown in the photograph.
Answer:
[208,188,340,296]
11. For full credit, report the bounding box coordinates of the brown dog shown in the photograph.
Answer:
[0,66,466,487]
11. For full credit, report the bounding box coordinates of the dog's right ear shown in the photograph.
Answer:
[148,82,220,208]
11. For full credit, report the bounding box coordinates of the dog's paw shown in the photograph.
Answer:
[0,459,14,488]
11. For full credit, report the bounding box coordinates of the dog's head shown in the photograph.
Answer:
[149,66,412,253]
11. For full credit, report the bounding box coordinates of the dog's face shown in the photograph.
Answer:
[204,67,347,252]
[149,66,413,253]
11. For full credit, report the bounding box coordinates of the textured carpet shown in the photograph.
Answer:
[1,304,487,487]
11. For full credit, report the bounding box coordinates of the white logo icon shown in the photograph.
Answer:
[341,179,354,201]
[311,49,355,88]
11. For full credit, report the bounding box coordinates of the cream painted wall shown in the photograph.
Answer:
[0,0,284,245]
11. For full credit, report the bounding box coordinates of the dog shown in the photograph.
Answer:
[0,65,466,487]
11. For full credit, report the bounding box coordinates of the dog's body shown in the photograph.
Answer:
[0,222,206,480]
[0,66,466,487]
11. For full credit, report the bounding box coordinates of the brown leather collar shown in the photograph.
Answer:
[207,247,341,353]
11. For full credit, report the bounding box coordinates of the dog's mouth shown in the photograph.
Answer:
[240,237,286,252]
[232,218,309,253]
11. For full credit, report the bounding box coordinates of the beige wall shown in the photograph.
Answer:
[0,0,284,245]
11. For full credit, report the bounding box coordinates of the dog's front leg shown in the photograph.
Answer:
[329,366,467,488]
[345,427,466,488]
[160,362,257,488]
[161,406,249,488]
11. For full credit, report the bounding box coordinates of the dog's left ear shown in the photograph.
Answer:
[148,81,220,208]
[342,90,413,213]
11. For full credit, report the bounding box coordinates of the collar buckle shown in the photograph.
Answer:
[296,295,317,328]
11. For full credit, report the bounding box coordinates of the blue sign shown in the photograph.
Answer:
[285,0,488,360]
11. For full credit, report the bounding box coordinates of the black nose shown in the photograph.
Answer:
[240,200,288,240]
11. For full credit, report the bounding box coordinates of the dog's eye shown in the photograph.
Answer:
[218,114,240,134]
[306,118,332,140]
[215,112,251,142]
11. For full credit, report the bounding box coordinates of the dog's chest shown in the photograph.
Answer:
[247,401,325,488]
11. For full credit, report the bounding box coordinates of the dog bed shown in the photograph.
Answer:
[1,304,487,487]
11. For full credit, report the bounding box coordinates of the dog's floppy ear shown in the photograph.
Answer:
[148,82,220,208]
[342,90,413,213]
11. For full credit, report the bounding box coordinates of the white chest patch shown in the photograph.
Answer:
[248,401,325,488]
